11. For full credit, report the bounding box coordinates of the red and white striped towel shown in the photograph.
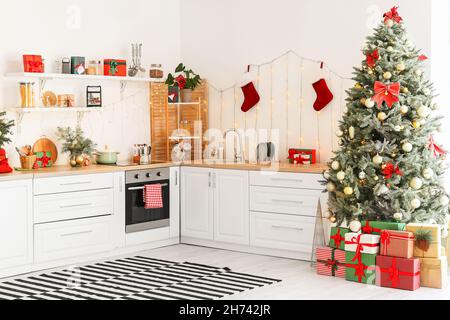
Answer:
[143,184,163,209]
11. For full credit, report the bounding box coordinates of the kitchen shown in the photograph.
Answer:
[0,0,449,305]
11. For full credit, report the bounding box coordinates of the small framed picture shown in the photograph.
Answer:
[86,86,102,107]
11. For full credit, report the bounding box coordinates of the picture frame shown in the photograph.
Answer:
[86,86,102,107]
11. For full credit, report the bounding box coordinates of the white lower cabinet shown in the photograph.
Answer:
[0,179,33,271]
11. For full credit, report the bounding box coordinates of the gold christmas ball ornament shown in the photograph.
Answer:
[354,83,363,90]
[360,98,367,105]
[383,72,392,80]
[331,161,341,171]
[70,159,77,167]
[367,69,374,75]
[422,168,434,180]
[75,155,84,165]
[349,220,362,233]
[400,105,409,114]
[373,176,379,181]
[412,120,421,129]
[402,142,413,153]
[377,112,387,121]
[327,182,336,192]
[343,187,354,196]
[411,198,421,209]
[365,99,375,109]
[372,154,383,165]
[396,63,406,72]
[329,216,337,223]
[393,212,403,221]
[337,171,346,181]
[336,129,344,137]
[409,177,423,190]
[401,87,409,94]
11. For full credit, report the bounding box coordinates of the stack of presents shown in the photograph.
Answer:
[316,221,448,290]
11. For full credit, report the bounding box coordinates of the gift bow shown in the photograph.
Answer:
[287,153,310,165]
[372,81,400,108]
[345,260,373,283]
[382,162,403,180]
[427,135,446,158]
[38,153,51,167]
[383,6,402,23]
[366,49,379,68]
[380,258,420,288]
[361,221,382,235]
[330,229,345,248]
[346,234,380,262]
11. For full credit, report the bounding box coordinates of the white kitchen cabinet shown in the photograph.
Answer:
[0,179,33,271]
[181,167,214,240]
[213,169,249,245]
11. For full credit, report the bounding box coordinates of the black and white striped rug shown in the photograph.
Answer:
[0,256,281,300]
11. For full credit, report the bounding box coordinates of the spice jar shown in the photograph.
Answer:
[87,60,98,75]
[149,64,163,79]
[20,82,35,107]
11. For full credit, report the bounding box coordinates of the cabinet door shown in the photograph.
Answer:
[181,167,213,240]
[170,167,180,239]
[0,180,33,270]
[213,169,249,245]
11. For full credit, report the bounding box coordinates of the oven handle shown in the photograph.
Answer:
[127,183,168,191]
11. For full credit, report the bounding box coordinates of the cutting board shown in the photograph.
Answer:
[32,136,58,164]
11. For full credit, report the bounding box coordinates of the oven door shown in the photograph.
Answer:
[125,180,170,233]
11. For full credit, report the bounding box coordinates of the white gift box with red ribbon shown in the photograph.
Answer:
[345,232,381,255]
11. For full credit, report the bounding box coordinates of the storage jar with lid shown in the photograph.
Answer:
[149,64,163,79]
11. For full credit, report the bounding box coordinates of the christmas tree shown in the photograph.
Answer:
[325,7,449,233]
[0,111,14,149]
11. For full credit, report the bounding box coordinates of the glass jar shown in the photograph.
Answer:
[149,64,163,79]
[86,60,98,75]
[62,58,71,74]
[19,82,35,107]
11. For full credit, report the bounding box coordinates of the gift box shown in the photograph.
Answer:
[406,223,441,258]
[420,257,448,289]
[316,247,346,278]
[376,256,420,291]
[361,220,406,235]
[345,252,377,284]
[168,86,180,103]
[104,59,127,76]
[23,55,44,73]
[380,230,414,259]
[71,56,86,75]
[329,227,349,250]
[345,232,380,256]
[34,151,53,168]
[287,149,316,164]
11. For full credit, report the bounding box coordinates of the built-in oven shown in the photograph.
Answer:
[125,168,170,233]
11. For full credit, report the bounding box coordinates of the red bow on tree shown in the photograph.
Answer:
[383,6,402,23]
[366,49,379,68]
[418,55,428,61]
[372,81,400,108]
[427,135,446,158]
[382,162,403,180]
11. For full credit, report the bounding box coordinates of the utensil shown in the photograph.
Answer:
[138,44,146,73]
[32,137,58,163]
[128,44,139,77]
[94,145,120,165]
[138,144,151,165]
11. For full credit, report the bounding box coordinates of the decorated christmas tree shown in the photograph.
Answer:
[325,7,449,233]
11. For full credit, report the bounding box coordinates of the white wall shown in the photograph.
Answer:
[0,0,181,165]
[180,0,432,162]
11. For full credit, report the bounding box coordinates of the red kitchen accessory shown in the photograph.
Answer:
[23,55,44,73]
[104,59,127,76]
[143,184,163,209]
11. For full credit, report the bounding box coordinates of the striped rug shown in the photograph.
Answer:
[0,256,281,300]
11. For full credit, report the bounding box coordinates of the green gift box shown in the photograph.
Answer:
[35,151,53,168]
[329,227,350,250]
[361,221,406,235]
[345,251,377,284]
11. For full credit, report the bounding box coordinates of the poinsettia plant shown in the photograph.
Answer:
[0,112,14,149]
[165,63,202,90]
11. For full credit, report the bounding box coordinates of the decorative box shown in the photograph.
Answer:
[380,230,414,259]
[57,94,75,107]
[71,56,86,75]
[406,223,441,258]
[34,151,53,168]
[345,232,380,256]
[329,227,349,250]
[23,55,44,73]
[104,59,127,76]
[376,256,420,291]
[288,149,316,164]
[345,252,376,284]
[168,86,180,103]
[316,247,346,278]
[420,257,448,289]
[361,220,406,235]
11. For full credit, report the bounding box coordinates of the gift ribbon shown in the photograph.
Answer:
[317,249,345,276]
[37,153,51,167]
[345,234,379,262]
[346,260,375,283]
[361,221,382,234]
[108,60,119,75]
[330,228,345,248]
[380,258,420,288]
[380,230,414,256]
[372,81,400,109]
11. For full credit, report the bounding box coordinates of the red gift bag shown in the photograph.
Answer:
[0,149,13,174]
[23,55,44,73]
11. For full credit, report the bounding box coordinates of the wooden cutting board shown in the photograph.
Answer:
[32,136,58,163]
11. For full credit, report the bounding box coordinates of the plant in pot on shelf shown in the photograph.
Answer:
[165,63,202,103]
[56,126,96,167]
[0,112,14,174]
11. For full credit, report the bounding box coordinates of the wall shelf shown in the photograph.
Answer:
[5,72,159,83]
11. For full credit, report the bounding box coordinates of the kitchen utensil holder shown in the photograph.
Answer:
[20,155,36,170]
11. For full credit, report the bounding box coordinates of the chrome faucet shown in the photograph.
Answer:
[223,129,244,163]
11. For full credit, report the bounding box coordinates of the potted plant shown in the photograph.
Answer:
[0,112,14,173]
[165,63,202,102]
[56,126,96,167]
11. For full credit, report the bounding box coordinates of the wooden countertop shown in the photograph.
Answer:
[0,161,327,182]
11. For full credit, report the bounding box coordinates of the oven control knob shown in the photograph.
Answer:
[146,173,152,178]
[157,172,162,177]
[134,174,140,179]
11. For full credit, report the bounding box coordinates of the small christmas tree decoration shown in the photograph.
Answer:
[382,162,403,179]
[409,177,423,190]
[411,198,421,209]
[400,105,409,114]
[354,83,363,90]
[402,142,413,153]
[344,187,354,196]
[377,112,387,121]
[394,125,402,132]
[383,72,392,80]
[337,171,346,181]
[331,161,340,170]
[417,105,431,118]
[422,168,434,179]
[366,49,379,68]
[327,182,336,192]
[396,62,406,71]
[401,87,409,94]
[412,120,421,129]
[393,212,403,221]
[387,46,394,52]
[349,220,362,233]
[348,126,355,139]
[365,99,375,108]
[336,129,343,137]
[358,171,366,180]
[372,154,383,165]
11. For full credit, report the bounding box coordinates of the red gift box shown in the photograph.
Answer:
[380,230,414,259]
[104,59,127,76]
[376,256,420,291]
[316,247,346,278]
[288,148,316,164]
[23,55,44,73]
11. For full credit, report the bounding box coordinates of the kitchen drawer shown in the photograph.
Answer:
[33,173,114,195]
[34,189,114,224]
[250,211,314,253]
[249,171,322,190]
[34,216,113,263]
[250,186,321,216]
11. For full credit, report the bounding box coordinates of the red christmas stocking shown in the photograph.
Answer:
[0,149,12,174]
[312,79,334,111]
[240,72,260,112]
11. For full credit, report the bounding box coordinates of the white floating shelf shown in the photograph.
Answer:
[5,72,162,83]
[168,136,201,140]
[10,107,93,113]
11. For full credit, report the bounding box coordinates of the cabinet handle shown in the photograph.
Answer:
[271,199,304,205]
[208,172,212,187]
[60,230,93,237]
[60,203,93,209]
[271,178,303,183]
[60,181,93,186]
[119,175,123,193]
[271,225,304,231]
[175,170,178,186]
[213,173,217,188]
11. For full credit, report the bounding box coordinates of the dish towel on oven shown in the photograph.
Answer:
[143,184,163,209]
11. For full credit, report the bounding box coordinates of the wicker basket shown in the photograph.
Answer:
[20,155,36,170]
